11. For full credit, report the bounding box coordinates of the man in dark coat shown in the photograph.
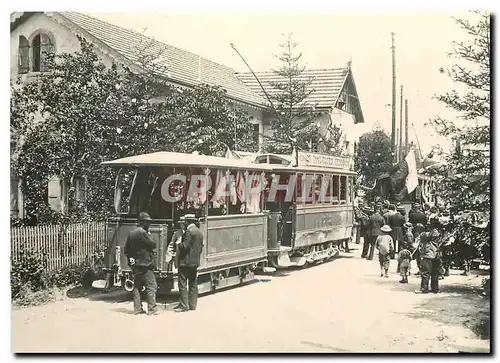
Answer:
[366,207,385,260]
[409,205,427,231]
[175,214,204,312]
[388,209,405,259]
[359,208,371,257]
[124,212,158,315]
[383,204,396,224]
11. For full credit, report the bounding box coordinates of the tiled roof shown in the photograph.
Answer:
[235,68,349,110]
[55,12,268,108]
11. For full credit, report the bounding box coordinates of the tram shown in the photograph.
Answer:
[239,151,356,268]
[99,151,272,294]
[96,150,356,293]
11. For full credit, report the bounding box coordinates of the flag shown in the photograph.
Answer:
[225,147,240,159]
[405,150,418,193]
[291,146,298,167]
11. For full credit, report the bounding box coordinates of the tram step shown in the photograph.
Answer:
[290,256,307,267]
[263,266,277,273]
[91,279,107,289]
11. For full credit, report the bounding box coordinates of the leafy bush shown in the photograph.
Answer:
[13,282,56,307]
[11,247,48,298]
[11,243,107,305]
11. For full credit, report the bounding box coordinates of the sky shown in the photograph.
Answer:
[88,11,478,155]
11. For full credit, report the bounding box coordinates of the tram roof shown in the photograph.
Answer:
[269,165,357,175]
[101,151,273,171]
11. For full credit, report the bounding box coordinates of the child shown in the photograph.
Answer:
[376,225,394,278]
[398,241,412,283]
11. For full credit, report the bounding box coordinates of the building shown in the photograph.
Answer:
[236,66,365,154]
[10,11,365,219]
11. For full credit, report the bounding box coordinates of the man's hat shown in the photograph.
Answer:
[183,214,197,221]
[138,212,152,221]
[429,216,440,226]
[381,225,392,233]
[404,222,413,228]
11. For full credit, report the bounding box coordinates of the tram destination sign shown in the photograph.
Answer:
[297,151,350,170]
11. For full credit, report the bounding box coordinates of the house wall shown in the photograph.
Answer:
[11,13,116,81]
[10,13,271,219]
[330,108,358,155]
[260,110,355,154]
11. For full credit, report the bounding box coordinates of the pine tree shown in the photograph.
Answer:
[429,11,490,266]
[263,33,342,155]
[430,11,490,214]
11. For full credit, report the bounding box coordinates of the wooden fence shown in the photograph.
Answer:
[11,222,107,271]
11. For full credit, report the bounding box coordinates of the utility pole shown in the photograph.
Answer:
[391,32,397,163]
[399,85,404,161]
[405,99,409,155]
[396,128,400,162]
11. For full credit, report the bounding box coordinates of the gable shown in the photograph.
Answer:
[334,70,365,124]
[236,68,348,110]
[236,67,365,124]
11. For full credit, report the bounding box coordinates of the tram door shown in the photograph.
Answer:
[281,201,295,247]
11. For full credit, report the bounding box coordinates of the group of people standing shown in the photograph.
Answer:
[123,212,204,315]
[354,201,454,294]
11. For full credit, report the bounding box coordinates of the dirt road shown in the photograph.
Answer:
[11,245,490,353]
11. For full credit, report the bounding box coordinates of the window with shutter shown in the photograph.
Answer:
[18,36,30,74]
[32,33,54,72]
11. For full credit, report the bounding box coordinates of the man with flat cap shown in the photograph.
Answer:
[124,212,158,315]
[174,214,204,312]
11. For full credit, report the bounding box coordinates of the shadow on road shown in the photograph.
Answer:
[65,278,264,307]
[370,277,491,341]
[269,253,356,278]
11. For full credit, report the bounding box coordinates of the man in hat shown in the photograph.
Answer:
[415,217,442,294]
[366,206,385,260]
[174,214,204,312]
[383,204,397,225]
[124,212,158,315]
[388,207,405,260]
[358,207,371,257]
[376,225,394,278]
[409,205,427,235]
[166,217,186,273]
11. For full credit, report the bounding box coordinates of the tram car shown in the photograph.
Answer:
[96,150,356,293]
[238,151,356,268]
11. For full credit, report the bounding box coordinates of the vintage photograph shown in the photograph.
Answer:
[10,8,490,353]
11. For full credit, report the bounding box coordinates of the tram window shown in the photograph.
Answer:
[324,175,332,203]
[347,176,353,203]
[296,174,303,203]
[304,174,315,204]
[115,168,137,214]
[314,175,322,204]
[209,170,227,215]
[340,176,347,204]
[332,175,339,204]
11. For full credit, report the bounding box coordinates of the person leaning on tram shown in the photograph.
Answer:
[124,212,158,315]
[166,218,186,273]
[174,214,204,312]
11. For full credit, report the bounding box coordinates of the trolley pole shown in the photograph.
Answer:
[391,32,397,163]
[399,85,404,161]
[405,99,409,155]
